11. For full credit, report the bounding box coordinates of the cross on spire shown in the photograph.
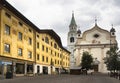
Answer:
[78,26,80,29]
[111,24,113,28]
[95,16,97,25]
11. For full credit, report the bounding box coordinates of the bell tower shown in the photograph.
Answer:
[67,12,77,67]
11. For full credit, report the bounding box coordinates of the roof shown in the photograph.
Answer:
[0,0,40,32]
[40,29,71,53]
[110,27,115,32]
[77,29,81,34]
[40,29,62,46]
[69,12,77,27]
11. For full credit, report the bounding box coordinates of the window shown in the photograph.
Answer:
[29,29,32,32]
[28,51,32,59]
[42,45,44,51]
[4,43,10,53]
[58,60,59,65]
[54,43,57,49]
[28,37,32,45]
[93,34,100,38]
[18,32,22,41]
[55,60,56,64]
[51,42,53,46]
[46,57,48,62]
[42,38,44,41]
[51,50,53,55]
[60,54,62,58]
[112,32,114,35]
[70,37,74,43]
[45,37,49,44]
[37,35,39,38]
[60,61,62,65]
[37,54,40,60]
[5,24,10,35]
[42,56,44,62]
[19,22,23,26]
[55,52,56,56]
[37,42,39,49]
[18,48,22,56]
[5,12,11,19]
[46,47,48,52]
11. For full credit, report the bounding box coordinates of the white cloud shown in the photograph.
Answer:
[6,0,120,47]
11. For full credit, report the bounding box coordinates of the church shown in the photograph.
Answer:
[67,12,117,73]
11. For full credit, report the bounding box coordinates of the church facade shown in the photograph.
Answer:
[67,13,117,73]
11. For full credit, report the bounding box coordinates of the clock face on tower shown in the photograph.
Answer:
[93,33,100,38]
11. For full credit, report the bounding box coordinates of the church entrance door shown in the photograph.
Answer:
[93,65,98,72]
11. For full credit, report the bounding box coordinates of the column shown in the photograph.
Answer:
[24,62,27,76]
[100,48,104,72]
[12,61,16,77]
[1,63,4,79]
[33,63,35,76]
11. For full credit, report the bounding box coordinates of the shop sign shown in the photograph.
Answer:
[0,61,12,65]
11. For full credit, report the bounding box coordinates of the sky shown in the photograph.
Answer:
[6,0,120,47]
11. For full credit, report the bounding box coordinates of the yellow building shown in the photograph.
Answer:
[0,0,41,76]
[35,30,70,74]
[0,0,70,76]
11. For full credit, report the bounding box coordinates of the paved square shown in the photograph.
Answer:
[0,73,120,83]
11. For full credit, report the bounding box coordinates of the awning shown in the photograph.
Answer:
[70,66,82,70]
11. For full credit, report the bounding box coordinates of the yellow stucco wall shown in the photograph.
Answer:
[0,9,35,62]
[36,33,70,68]
[0,7,70,69]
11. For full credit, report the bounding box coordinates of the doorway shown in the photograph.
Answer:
[43,66,48,74]
[37,66,40,74]
[93,65,98,72]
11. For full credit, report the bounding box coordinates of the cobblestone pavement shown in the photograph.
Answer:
[0,73,120,83]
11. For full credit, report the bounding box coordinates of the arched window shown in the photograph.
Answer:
[45,37,49,44]
[70,37,74,43]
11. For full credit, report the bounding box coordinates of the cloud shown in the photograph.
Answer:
[6,0,120,47]
[113,0,120,7]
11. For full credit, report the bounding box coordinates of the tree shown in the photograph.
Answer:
[105,45,120,77]
[81,51,93,74]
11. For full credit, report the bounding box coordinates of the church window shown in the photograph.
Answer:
[93,34,100,38]
[111,32,114,35]
[70,37,74,43]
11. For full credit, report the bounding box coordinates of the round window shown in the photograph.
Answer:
[93,34,100,38]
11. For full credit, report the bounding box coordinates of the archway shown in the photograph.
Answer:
[92,58,100,72]
[37,66,40,74]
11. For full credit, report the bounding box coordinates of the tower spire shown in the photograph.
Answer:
[111,24,113,28]
[95,16,97,26]
[69,11,77,27]
[110,24,116,36]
